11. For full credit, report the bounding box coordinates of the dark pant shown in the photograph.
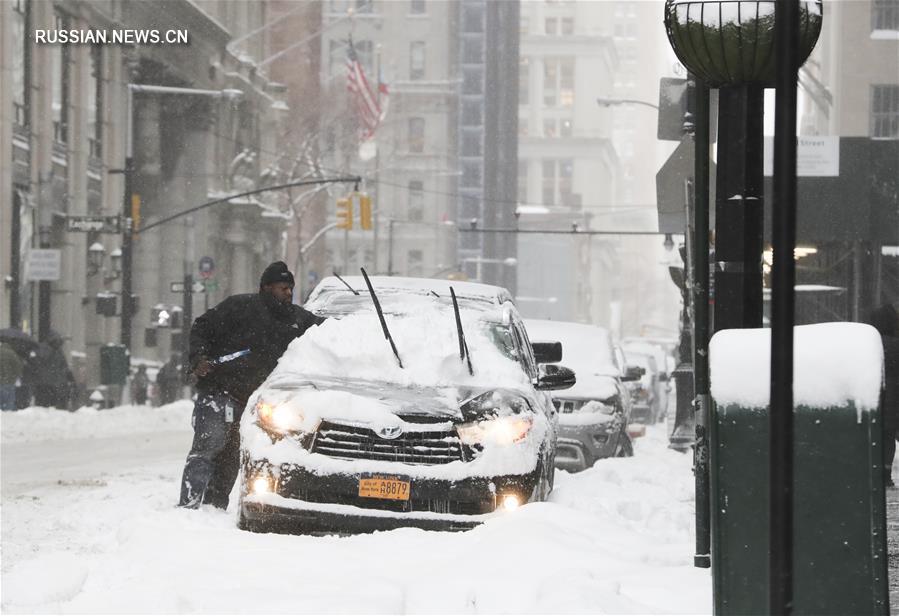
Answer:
[179,392,242,509]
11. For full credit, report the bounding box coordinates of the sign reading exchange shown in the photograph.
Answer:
[66,215,122,234]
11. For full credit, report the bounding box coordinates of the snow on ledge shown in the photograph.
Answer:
[710,323,883,411]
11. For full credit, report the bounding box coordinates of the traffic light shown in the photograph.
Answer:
[336,197,353,230]
[358,193,373,230]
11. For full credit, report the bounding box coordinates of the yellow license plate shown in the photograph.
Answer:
[358,476,410,501]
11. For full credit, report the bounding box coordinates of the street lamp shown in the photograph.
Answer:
[88,242,106,276]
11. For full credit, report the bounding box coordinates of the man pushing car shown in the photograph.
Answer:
[178,261,325,509]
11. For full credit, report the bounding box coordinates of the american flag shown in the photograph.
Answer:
[345,37,389,140]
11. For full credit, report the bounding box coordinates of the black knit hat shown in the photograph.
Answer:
[259,261,295,288]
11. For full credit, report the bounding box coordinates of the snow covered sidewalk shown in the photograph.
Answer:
[1,404,711,614]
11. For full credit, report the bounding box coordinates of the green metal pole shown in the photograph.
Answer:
[693,78,711,570]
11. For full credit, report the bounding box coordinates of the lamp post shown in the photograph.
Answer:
[664,0,823,598]
[596,97,660,111]
[114,84,243,355]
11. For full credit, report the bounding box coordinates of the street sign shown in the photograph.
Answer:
[66,215,121,234]
[198,256,215,279]
[25,249,62,281]
[656,137,717,234]
[170,281,206,293]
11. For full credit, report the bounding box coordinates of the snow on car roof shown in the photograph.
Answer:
[307,276,513,308]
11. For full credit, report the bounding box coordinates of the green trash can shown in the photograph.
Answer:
[99,344,129,386]
[709,323,888,615]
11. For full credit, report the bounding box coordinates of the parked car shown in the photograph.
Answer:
[238,277,573,534]
[623,350,660,424]
[524,319,642,472]
[622,339,673,421]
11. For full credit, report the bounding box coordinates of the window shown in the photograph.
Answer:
[872,0,899,31]
[544,58,574,107]
[410,0,426,14]
[545,17,557,35]
[462,162,482,187]
[12,0,27,127]
[520,16,529,36]
[519,58,529,105]
[410,41,425,80]
[408,180,424,221]
[88,45,102,159]
[543,118,557,138]
[408,117,425,152]
[871,84,899,139]
[462,101,482,126]
[462,131,482,155]
[463,5,484,32]
[463,38,483,64]
[560,118,573,137]
[463,69,483,94]
[407,250,423,276]
[51,11,70,144]
[542,160,556,204]
[542,159,573,205]
[518,118,529,137]
[518,160,528,202]
[561,17,574,35]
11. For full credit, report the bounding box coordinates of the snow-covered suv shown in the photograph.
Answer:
[237,276,573,534]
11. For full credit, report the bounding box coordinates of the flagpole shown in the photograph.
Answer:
[373,43,382,274]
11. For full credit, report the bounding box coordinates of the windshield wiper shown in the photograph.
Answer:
[360,267,403,368]
[450,287,474,376]
[333,271,359,295]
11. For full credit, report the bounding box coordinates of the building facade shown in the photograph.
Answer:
[1,0,288,396]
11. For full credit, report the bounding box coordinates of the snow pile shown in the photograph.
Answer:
[709,323,884,410]
[1,400,192,444]
[270,307,529,390]
[2,406,712,614]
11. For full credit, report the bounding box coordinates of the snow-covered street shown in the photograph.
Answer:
[2,403,711,614]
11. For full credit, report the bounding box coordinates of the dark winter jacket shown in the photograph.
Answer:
[25,336,73,388]
[189,292,325,407]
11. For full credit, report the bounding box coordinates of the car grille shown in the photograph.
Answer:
[311,420,464,465]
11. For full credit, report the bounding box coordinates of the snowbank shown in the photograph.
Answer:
[709,323,884,410]
[2,409,711,614]
[1,401,193,444]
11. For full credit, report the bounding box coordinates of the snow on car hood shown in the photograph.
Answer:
[269,308,530,391]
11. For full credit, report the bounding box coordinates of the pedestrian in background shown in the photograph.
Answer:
[25,331,74,409]
[156,354,182,406]
[869,303,899,487]
[131,364,149,406]
[0,342,23,411]
[178,261,325,510]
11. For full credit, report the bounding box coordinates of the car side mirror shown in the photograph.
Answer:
[535,364,576,390]
[532,341,562,364]
[621,365,645,382]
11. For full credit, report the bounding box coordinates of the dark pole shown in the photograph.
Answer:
[10,190,23,328]
[692,78,712,570]
[770,1,800,613]
[120,156,133,351]
[714,85,765,332]
[37,229,51,342]
[182,273,192,387]
[387,219,395,276]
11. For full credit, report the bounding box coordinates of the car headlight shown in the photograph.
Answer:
[457,415,533,445]
[253,398,310,434]
[582,400,618,415]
